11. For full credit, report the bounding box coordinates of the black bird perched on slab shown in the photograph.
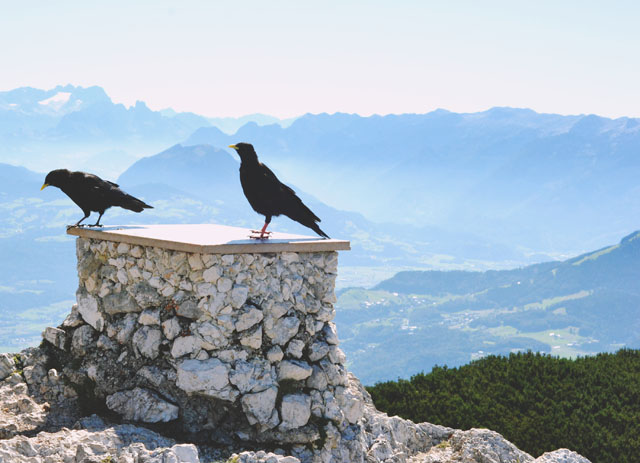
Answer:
[228,143,329,239]
[41,169,153,227]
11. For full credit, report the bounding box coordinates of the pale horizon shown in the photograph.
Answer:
[2,1,640,119]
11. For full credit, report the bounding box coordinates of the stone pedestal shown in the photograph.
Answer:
[8,224,588,463]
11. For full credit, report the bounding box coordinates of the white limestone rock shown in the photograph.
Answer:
[0,418,201,462]
[241,386,279,430]
[306,365,328,391]
[231,285,249,308]
[280,394,311,430]
[240,326,263,350]
[106,387,179,423]
[264,316,300,346]
[171,336,202,358]
[188,253,205,270]
[217,277,233,293]
[229,359,275,393]
[138,308,161,326]
[62,304,84,328]
[77,292,105,332]
[196,322,229,349]
[236,307,264,331]
[266,346,284,363]
[162,317,182,340]
[307,341,330,362]
[176,358,238,401]
[533,449,591,463]
[322,322,339,345]
[335,384,364,424]
[203,266,221,283]
[278,360,313,381]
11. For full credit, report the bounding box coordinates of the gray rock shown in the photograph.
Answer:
[103,291,140,314]
[110,313,138,344]
[71,325,96,356]
[285,340,305,359]
[42,327,66,350]
[97,334,118,351]
[130,280,162,309]
[280,394,311,430]
[106,387,179,423]
[177,299,202,319]
[132,326,162,359]
[176,358,238,401]
[0,353,15,381]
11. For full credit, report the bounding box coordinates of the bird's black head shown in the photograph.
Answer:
[229,143,258,163]
[41,169,71,190]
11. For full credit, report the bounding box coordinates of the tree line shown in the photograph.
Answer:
[367,349,640,463]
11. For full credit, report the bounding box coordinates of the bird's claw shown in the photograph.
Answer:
[249,230,272,240]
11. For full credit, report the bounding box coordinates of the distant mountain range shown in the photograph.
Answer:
[0,85,291,179]
[336,230,640,383]
[185,109,640,256]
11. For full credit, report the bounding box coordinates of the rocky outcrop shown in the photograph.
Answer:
[0,235,591,463]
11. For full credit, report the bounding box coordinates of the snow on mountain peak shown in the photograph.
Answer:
[38,91,71,108]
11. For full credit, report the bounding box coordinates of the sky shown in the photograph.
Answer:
[2,0,640,118]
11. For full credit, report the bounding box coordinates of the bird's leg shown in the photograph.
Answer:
[250,217,273,239]
[259,222,270,238]
[68,212,90,229]
[89,211,104,228]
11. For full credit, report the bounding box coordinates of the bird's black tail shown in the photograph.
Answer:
[284,198,330,239]
[308,222,330,239]
[120,194,153,213]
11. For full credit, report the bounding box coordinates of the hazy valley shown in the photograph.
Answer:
[2,85,640,385]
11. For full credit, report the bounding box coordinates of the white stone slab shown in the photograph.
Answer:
[67,224,350,254]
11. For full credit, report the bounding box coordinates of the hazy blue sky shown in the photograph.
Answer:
[2,1,639,118]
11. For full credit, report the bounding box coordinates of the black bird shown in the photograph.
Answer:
[41,169,153,227]
[228,143,329,239]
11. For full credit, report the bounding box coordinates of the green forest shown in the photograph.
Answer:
[367,349,640,463]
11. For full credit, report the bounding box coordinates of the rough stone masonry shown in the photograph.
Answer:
[2,227,591,463]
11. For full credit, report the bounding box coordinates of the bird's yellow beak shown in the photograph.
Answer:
[40,183,49,191]
[228,145,237,150]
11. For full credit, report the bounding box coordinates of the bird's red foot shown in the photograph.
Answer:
[249,230,272,240]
